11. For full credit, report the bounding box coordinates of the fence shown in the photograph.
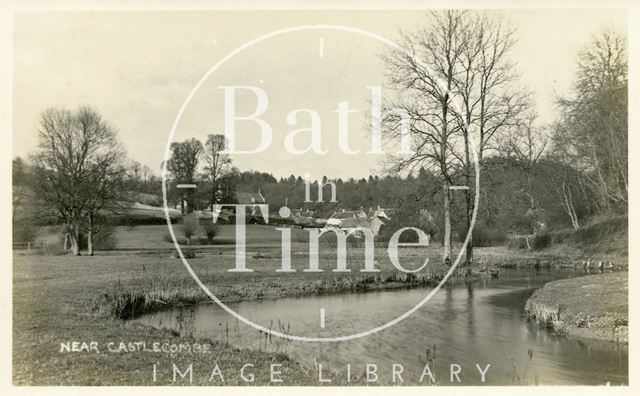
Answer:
[12,241,46,251]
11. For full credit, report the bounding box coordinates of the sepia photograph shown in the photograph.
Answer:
[2,0,635,391]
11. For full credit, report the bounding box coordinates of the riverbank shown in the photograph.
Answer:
[86,244,626,320]
[525,271,628,343]
[13,244,627,385]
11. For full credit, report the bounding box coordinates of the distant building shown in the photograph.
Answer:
[340,216,386,237]
[327,209,367,227]
[326,207,393,237]
[235,190,267,223]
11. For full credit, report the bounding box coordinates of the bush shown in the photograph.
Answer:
[532,231,552,251]
[181,214,199,244]
[202,223,218,244]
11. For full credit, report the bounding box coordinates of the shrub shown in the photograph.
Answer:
[202,223,218,244]
[181,214,199,244]
[532,231,552,251]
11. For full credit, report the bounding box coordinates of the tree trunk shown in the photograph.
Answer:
[463,128,473,267]
[211,175,217,206]
[70,222,81,256]
[87,214,94,256]
[443,180,452,262]
[464,191,474,266]
[186,189,195,214]
[63,232,69,252]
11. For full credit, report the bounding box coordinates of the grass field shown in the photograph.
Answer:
[525,272,628,343]
[13,239,470,385]
[13,252,321,385]
[14,222,628,385]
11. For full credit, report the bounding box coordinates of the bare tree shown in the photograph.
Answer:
[382,11,529,263]
[452,12,531,264]
[77,108,127,255]
[503,112,549,209]
[167,138,203,214]
[202,134,231,206]
[30,107,126,255]
[501,111,550,233]
[381,10,470,262]
[556,29,627,211]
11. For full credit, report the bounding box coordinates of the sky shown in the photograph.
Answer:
[12,9,627,180]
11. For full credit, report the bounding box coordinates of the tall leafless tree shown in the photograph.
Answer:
[452,12,531,264]
[556,29,627,211]
[202,134,231,206]
[381,10,469,262]
[30,107,126,255]
[77,108,127,255]
[382,11,529,263]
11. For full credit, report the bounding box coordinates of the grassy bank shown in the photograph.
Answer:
[59,242,616,320]
[13,253,319,385]
[525,272,628,343]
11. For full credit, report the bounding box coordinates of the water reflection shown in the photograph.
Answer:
[136,269,627,385]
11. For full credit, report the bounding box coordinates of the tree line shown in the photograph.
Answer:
[378,11,627,264]
[12,12,626,260]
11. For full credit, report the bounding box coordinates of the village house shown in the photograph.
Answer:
[326,207,395,237]
[326,209,367,227]
[235,190,267,223]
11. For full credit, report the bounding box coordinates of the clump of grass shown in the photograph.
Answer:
[93,273,203,319]
[524,300,566,333]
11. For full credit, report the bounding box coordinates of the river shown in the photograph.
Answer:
[136,268,628,385]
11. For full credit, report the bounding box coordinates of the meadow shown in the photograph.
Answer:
[13,222,627,385]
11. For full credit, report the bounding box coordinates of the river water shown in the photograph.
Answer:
[136,268,628,385]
